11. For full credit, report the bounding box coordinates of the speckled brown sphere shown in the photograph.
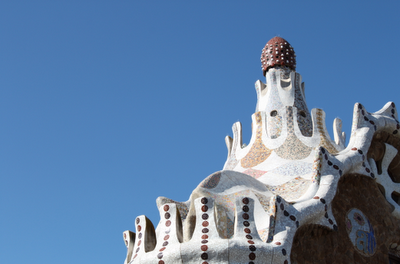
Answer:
[261,36,296,76]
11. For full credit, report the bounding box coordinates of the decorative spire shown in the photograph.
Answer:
[260,36,296,76]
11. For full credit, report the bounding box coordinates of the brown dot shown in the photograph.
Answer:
[201,253,208,260]
[163,205,169,212]
[137,225,142,232]
[283,210,289,216]
[248,240,255,244]
[202,228,209,233]
[202,221,209,227]
[164,213,170,219]
[164,235,170,240]
[242,197,249,204]
[159,261,165,264]
[201,205,208,212]
[275,242,281,245]
[249,252,256,260]
[244,228,251,233]
[333,165,339,170]
[366,168,370,173]
[201,239,208,244]
[249,245,256,251]
[243,213,250,220]
[201,234,208,239]
[351,147,357,151]
[329,219,333,224]
[243,221,250,227]
[202,262,208,264]
[201,245,208,251]
[280,203,284,210]
[201,198,208,204]
[202,214,209,220]
[138,240,141,246]
[290,215,296,221]
[284,260,288,264]
[242,205,249,212]
[159,247,166,251]
[313,196,319,199]
[165,220,171,227]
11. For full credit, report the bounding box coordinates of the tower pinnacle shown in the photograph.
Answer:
[261,36,296,76]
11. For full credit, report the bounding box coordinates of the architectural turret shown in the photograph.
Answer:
[123,37,400,263]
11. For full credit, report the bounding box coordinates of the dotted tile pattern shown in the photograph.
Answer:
[268,114,283,139]
[269,161,313,177]
[242,168,267,179]
[315,109,339,154]
[199,172,221,189]
[241,112,272,168]
[156,197,189,221]
[274,107,313,160]
[293,73,312,137]
[265,177,311,201]
[199,198,211,263]
[156,205,173,264]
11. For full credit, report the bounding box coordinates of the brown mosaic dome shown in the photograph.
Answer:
[261,37,296,76]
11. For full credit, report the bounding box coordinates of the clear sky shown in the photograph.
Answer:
[1,1,399,263]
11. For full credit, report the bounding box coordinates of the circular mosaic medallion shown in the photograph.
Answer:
[345,208,376,256]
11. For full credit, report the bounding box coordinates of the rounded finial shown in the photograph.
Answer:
[261,37,296,76]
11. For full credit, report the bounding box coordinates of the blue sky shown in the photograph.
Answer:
[1,1,399,263]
